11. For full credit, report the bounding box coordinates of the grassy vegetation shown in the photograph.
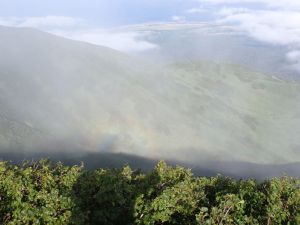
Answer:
[0,160,299,224]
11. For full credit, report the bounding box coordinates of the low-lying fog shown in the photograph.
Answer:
[0,25,300,179]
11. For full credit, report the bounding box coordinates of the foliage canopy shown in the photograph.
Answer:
[0,160,299,224]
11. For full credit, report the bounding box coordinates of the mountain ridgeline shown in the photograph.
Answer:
[0,25,300,177]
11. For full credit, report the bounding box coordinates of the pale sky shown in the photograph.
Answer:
[1,0,298,27]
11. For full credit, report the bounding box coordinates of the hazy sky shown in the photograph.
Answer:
[0,0,299,27]
[0,0,199,26]
[0,0,300,69]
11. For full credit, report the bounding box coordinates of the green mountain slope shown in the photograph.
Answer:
[0,26,300,166]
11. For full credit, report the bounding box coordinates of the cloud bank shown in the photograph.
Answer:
[188,0,300,73]
[0,16,157,53]
[53,29,158,52]
[199,0,300,9]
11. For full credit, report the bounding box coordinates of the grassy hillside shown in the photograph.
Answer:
[0,160,299,224]
[164,61,300,164]
[1,26,300,172]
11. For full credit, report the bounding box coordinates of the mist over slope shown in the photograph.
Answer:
[0,26,300,173]
[121,23,297,79]
[0,25,164,154]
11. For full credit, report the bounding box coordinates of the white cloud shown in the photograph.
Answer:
[192,0,300,72]
[171,15,186,22]
[217,9,300,72]
[53,29,158,52]
[0,16,157,52]
[286,50,300,72]
[287,51,300,62]
[217,10,300,46]
[199,0,300,9]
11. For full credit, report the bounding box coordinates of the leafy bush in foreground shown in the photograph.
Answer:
[0,160,81,224]
[0,160,299,224]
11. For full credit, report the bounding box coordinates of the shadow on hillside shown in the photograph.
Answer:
[0,150,300,180]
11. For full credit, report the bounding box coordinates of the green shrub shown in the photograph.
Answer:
[134,161,204,225]
[72,166,143,225]
[0,160,81,225]
[0,160,299,225]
